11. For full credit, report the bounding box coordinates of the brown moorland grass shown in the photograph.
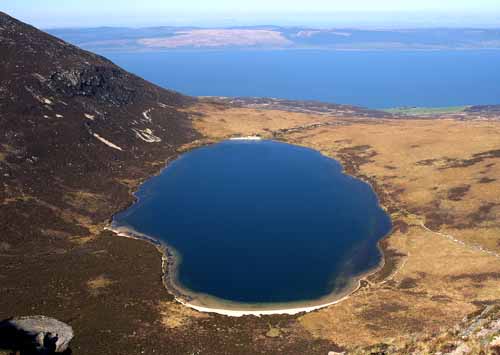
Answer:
[190,104,500,348]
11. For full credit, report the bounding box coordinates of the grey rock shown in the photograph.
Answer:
[0,315,73,353]
[445,343,471,355]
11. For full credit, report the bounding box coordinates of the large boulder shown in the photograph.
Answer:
[0,316,73,353]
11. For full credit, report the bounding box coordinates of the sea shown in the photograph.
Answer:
[103,49,500,108]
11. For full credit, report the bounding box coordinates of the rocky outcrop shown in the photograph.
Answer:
[0,316,73,353]
[349,305,500,354]
[48,67,136,106]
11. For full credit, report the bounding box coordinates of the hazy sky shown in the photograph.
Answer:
[3,0,500,28]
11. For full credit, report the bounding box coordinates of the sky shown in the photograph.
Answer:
[3,0,500,28]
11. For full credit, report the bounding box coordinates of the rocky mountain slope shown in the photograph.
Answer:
[351,305,500,354]
[0,11,198,236]
[0,11,209,355]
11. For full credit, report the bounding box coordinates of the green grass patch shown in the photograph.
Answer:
[383,106,471,116]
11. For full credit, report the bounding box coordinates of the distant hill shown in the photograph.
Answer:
[48,26,500,51]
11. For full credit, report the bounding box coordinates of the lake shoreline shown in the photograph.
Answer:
[106,138,395,316]
[106,221,392,316]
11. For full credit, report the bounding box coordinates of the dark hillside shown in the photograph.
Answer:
[0,11,207,354]
[0,11,197,226]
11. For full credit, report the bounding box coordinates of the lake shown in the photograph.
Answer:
[104,49,500,108]
[112,140,392,310]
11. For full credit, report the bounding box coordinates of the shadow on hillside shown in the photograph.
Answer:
[0,320,72,355]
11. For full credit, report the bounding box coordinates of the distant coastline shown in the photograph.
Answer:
[48,27,500,52]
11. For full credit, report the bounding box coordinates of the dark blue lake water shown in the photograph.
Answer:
[113,140,391,305]
[104,50,500,108]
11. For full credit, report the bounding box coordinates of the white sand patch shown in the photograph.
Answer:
[158,102,175,109]
[24,86,55,106]
[105,226,161,245]
[106,225,365,318]
[24,86,41,102]
[230,136,262,141]
[84,113,95,121]
[132,128,162,143]
[175,290,355,317]
[142,109,153,123]
[92,133,123,151]
[32,73,46,82]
